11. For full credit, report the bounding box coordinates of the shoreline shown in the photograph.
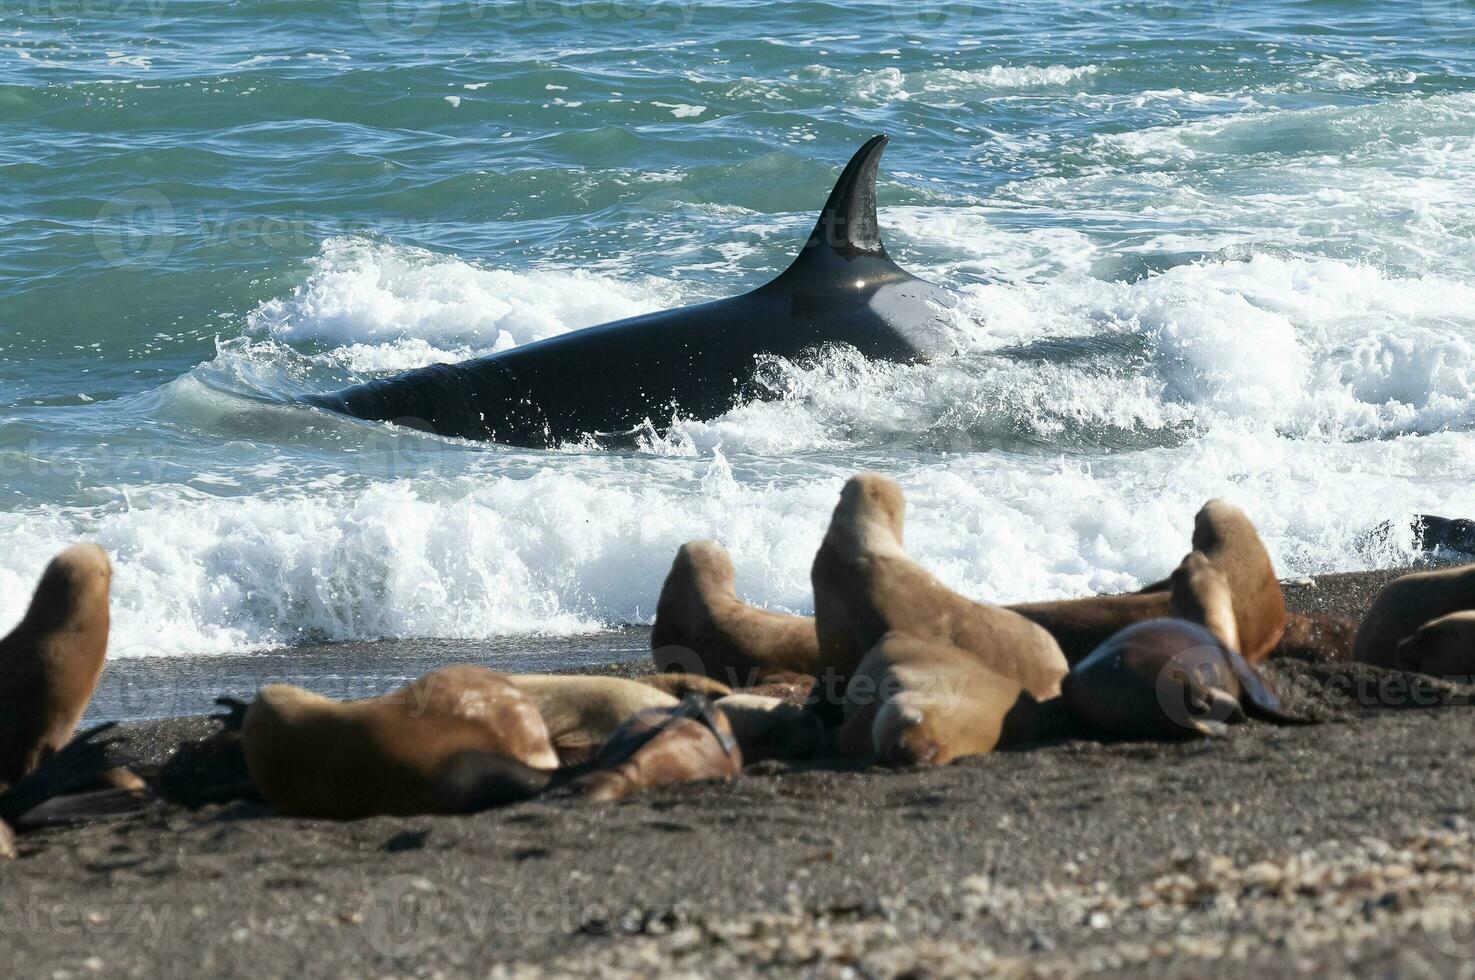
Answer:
[9,564,1475,977]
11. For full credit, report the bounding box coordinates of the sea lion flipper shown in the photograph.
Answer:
[0,722,126,824]
[212,696,251,732]
[1225,651,1312,725]
[12,788,151,832]
[1192,715,1233,739]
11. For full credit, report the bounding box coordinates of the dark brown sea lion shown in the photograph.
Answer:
[0,543,112,788]
[1354,563,1475,668]
[811,473,1067,700]
[715,693,826,762]
[1010,499,1287,664]
[562,698,743,802]
[1061,619,1301,740]
[652,540,821,684]
[240,666,560,819]
[1389,610,1475,680]
[1271,613,1357,663]
[839,632,1044,766]
[505,674,679,766]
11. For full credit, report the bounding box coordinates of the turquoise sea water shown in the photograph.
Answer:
[4,0,1475,661]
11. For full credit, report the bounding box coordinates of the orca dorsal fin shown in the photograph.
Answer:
[795,134,890,264]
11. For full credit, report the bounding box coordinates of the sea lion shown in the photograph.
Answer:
[652,540,821,684]
[1169,551,1240,650]
[811,473,1068,702]
[715,693,826,762]
[0,543,112,787]
[1271,613,1357,663]
[240,666,560,819]
[0,818,13,860]
[1010,499,1287,664]
[638,672,735,700]
[562,697,743,802]
[1389,610,1475,680]
[839,632,1044,766]
[505,674,680,766]
[1354,563,1475,668]
[1061,619,1303,740]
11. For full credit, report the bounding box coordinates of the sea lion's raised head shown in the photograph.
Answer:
[18,543,111,638]
[831,473,905,549]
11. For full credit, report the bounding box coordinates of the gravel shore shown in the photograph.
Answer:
[7,567,1475,979]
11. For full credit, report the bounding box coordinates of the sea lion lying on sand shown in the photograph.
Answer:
[652,540,821,683]
[811,473,1067,701]
[1010,500,1287,664]
[839,632,1045,766]
[1271,613,1357,663]
[558,697,743,802]
[0,544,113,789]
[1388,610,1475,680]
[1354,563,1475,669]
[715,693,826,762]
[241,666,560,819]
[506,674,681,766]
[1062,554,1302,740]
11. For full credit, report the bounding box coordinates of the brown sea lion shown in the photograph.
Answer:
[0,818,13,859]
[1061,619,1301,740]
[651,540,821,684]
[638,672,735,700]
[811,473,1067,701]
[1389,610,1475,680]
[715,693,826,762]
[839,632,1044,766]
[0,543,112,787]
[1010,499,1286,664]
[1354,563,1475,668]
[505,674,679,766]
[1271,613,1357,663]
[563,698,743,802]
[241,666,560,819]
[1169,551,1240,650]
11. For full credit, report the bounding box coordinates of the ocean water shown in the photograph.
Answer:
[5,0,1475,670]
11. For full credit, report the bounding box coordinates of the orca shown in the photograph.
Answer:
[303,135,959,447]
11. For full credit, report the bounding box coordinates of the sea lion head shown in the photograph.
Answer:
[871,697,941,766]
[1191,499,1249,554]
[1169,550,1240,652]
[1188,499,1286,661]
[669,540,738,600]
[1393,611,1475,681]
[831,473,905,549]
[18,543,111,637]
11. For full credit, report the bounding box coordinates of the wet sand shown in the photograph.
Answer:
[7,567,1475,979]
